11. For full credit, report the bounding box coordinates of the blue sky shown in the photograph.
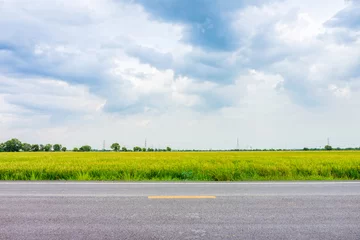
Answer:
[0,0,360,149]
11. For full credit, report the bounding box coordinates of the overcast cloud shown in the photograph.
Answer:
[0,0,359,149]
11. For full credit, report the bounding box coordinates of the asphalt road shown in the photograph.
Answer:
[1,182,360,240]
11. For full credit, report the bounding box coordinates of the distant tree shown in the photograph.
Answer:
[0,143,5,152]
[61,147,67,152]
[79,145,91,152]
[39,144,45,151]
[21,143,32,152]
[111,143,121,152]
[303,147,309,151]
[142,148,146,152]
[147,148,154,152]
[166,146,172,152]
[133,146,141,152]
[325,145,333,151]
[73,147,79,152]
[4,138,22,152]
[44,144,52,152]
[31,144,40,152]
[53,144,62,152]
[121,147,127,152]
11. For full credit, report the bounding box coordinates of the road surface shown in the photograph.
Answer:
[0,182,360,240]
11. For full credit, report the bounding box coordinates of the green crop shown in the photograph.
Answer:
[0,151,359,181]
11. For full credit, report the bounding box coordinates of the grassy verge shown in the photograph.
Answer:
[0,151,359,181]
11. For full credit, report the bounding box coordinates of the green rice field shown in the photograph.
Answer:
[0,151,359,181]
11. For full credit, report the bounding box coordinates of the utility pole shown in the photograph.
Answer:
[236,138,239,151]
[327,138,330,146]
[145,138,147,149]
[103,140,105,151]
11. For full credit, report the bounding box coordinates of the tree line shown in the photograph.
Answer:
[110,143,171,152]
[0,138,71,152]
[0,138,172,152]
[1,138,359,153]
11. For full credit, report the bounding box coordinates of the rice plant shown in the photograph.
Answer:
[0,151,359,181]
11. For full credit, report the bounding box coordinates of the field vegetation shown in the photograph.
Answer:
[0,151,359,181]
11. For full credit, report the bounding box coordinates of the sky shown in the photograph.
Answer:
[0,0,359,150]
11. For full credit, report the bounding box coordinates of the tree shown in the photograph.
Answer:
[73,147,79,152]
[31,144,40,152]
[111,143,121,152]
[0,143,5,152]
[133,146,141,152]
[303,147,309,151]
[21,143,32,152]
[44,144,52,152]
[53,144,62,152]
[79,145,91,152]
[121,147,127,152]
[325,145,333,151]
[39,144,45,151]
[61,147,67,152]
[142,148,146,152]
[166,146,172,152]
[4,138,22,152]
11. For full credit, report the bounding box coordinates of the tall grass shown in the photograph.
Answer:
[0,151,359,181]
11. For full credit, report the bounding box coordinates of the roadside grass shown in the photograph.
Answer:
[0,151,359,181]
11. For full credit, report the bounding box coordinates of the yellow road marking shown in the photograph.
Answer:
[148,196,216,199]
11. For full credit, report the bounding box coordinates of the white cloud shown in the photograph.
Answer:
[1,0,360,148]
[328,84,351,98]
[0,76,105,113]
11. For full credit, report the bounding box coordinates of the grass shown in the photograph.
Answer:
[0,151,359,181]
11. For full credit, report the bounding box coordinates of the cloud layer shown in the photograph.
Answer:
[1,0,360,149]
